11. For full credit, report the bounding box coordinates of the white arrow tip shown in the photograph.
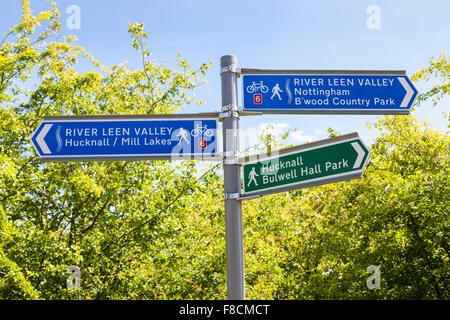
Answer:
[398,77,414,108]
[36,124,52,154]
[351,141,365,169]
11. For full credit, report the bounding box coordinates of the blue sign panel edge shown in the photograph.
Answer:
[30,117,221,162]
[241,73,418,115]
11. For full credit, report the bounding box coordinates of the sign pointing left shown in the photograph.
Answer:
[30,114,220,161]
[35,123,52,154]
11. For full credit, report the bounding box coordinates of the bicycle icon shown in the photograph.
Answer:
[191,124,214,137]
[246,81,269,94]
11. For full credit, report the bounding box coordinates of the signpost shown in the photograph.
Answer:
[221,55,245,300]
[241,133,370,198]
[241,69,418,114]
[30,114,219,161]
[29,54,415,301]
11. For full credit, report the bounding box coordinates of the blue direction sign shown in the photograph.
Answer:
[30,114,219,161]
[241,70,418,114]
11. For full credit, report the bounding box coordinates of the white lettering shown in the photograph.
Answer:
[66,5,81,30]
[366,5,381,30]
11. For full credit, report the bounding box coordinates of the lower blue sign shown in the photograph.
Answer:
[30,115,219,161]
[242,72,418,114]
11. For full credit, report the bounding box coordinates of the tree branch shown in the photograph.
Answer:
[102,163,220,252]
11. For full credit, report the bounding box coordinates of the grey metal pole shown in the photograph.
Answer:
[220,55,245,300]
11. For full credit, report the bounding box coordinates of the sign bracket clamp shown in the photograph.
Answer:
[223,192,241,201]
[220,66,241,77]
[219,104,240,120]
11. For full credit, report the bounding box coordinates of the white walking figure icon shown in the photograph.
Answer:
[271,83,283,100]
[247,167,259,187]
[176,127,190,144]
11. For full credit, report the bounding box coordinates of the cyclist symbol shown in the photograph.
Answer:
[191,124,214,137]
[246,81,269,94]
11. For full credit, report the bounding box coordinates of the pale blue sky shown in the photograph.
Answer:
[1,0,449,150]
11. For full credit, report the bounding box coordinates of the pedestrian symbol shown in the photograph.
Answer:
[176,127,190,144]
[271,83,283,101]
[247,167,259,187]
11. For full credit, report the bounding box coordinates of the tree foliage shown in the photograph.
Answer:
[1,0,221,300]
[0,1,448,300]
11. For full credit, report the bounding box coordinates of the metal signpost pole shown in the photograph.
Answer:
[220,55,245,300]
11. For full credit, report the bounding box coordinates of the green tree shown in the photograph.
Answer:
[1,0,224,300]
[1,0,448,300]
[242,55,449,299]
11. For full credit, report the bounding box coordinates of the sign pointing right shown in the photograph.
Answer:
[240,133,370,199]
[241,70,419,114]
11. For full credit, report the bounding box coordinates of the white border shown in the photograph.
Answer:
[30,116,220,161]
[241,135,370,196]
[241,73,417,114]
